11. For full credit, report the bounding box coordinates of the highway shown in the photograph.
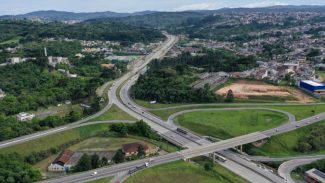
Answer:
[1,32,323,183]
[41,33,325,183]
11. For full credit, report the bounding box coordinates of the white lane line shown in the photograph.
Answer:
[0,127,68,147]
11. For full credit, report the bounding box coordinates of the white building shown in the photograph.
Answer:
[9,57,23,64]
[16,112,35,122]
[0,89,5,98]
[48,56,69,67]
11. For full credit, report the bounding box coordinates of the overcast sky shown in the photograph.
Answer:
[1,0,325,15]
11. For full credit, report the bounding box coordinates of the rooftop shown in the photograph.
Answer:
[306,168,325,183]
[301,80,325,87]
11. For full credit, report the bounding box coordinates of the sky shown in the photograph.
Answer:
[0,0,325,15]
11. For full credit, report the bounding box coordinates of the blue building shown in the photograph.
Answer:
[299,80,325,93]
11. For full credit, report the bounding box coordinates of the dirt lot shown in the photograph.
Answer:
[216,80,314,103]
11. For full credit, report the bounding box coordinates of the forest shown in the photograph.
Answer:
[0,20,164,47]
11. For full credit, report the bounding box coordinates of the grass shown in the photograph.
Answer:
[86,177,113,183]
[150,103,325,121]
[247,120,325,157]
[316,70,325,81]
[92,104,136,121]
[175,110,288,139]
[67,137,157,152]
[0,36,22,45]
[125,159,248,183]
[0,124,110,157]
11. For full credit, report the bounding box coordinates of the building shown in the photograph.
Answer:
[9,57,23,64]
[48,56,69,67]
[16,112,35,121]
[48,150,75,172]
[122,143,149,157]
[299,80,325,93]
[0,89,5,98]
[305,168,325,183]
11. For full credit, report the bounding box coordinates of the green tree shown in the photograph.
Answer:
[91,154,100,169]
[74,154,92,172]
[137,144,146,158]
[112,149,125,163]
[225,89,234,103]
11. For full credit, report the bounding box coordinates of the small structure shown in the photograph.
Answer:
[16,112,35,122]
[9,57,23,64]
[122,143,149,157]
[0,89,5,98]
[48,56,69,67]
[48,150,75,172]
[305,168,325,183]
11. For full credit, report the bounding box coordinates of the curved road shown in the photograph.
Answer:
[167,107,296,127]
[278,157,324,183]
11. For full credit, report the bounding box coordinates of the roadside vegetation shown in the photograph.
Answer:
[175,110,288,139]
[91,104,136,121]
[125,157,248,183]
[245,121,325,157]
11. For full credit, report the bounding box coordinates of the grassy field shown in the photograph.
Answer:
[86,177,113,183]
[125,158,248,183]
[0,124,110,157]
[68,137,157,152]
[92,104,136,121]
[0,36,22,45]
[150,103,325,121]
[247,120,325,157]
[175,110,288,139]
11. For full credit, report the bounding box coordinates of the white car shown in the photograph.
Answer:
[145,162,149,167]
[91,172,98,176]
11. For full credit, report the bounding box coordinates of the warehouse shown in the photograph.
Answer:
[299,80,325,93]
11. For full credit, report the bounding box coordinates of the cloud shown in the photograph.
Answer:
[174,2,221,11]
[243,1,288,8]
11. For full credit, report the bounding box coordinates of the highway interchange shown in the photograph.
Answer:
[0,33,324,183]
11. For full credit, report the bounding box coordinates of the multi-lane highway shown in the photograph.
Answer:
[1,33,323,183]
[39,33,325,183]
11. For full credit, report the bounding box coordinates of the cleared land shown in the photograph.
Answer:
[175,110,288,139]
[91,104,136,121]
[216,80,314,103]
[125,159,248,183]
[247,120,325,157]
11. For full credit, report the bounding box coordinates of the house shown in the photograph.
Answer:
[305,168,325,183]
[48,150,75,172]
[16,112,35,121]
[0,89,5,98]
[48,56,69,67]
[9,57,23,64]
[101,63,115,69]
[122,143,149,157]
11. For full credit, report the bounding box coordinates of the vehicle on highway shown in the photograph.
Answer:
[91,172,98,176]
[176,128,188,135]
[296,124,300,127]
[145,162,149,167]
[214,153,227,162]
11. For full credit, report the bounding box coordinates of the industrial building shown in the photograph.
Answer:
[305,168,325,183]
[299,80,325,93]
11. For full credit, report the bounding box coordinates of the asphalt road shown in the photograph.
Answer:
[3,32,324,183]
[278,157,324,183]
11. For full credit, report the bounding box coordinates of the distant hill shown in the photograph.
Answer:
[0,10,157,21]
[1,5,325,22]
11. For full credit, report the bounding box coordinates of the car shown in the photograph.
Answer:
[91,172,98,176]
[316,117,319,119]
[275,129,279,132]
[145,162,149,167]
[296,124,300,127]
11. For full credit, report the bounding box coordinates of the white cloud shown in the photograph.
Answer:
[243,1,288,8]
[174,2,221,11]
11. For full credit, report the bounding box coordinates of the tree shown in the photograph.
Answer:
[225,89,234,103]
[204,162,214,171]
[137,144,146,158]
[91,154,100,169]
[112,149,125,163]
[74,154,92,172]
[101,157,108,166]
